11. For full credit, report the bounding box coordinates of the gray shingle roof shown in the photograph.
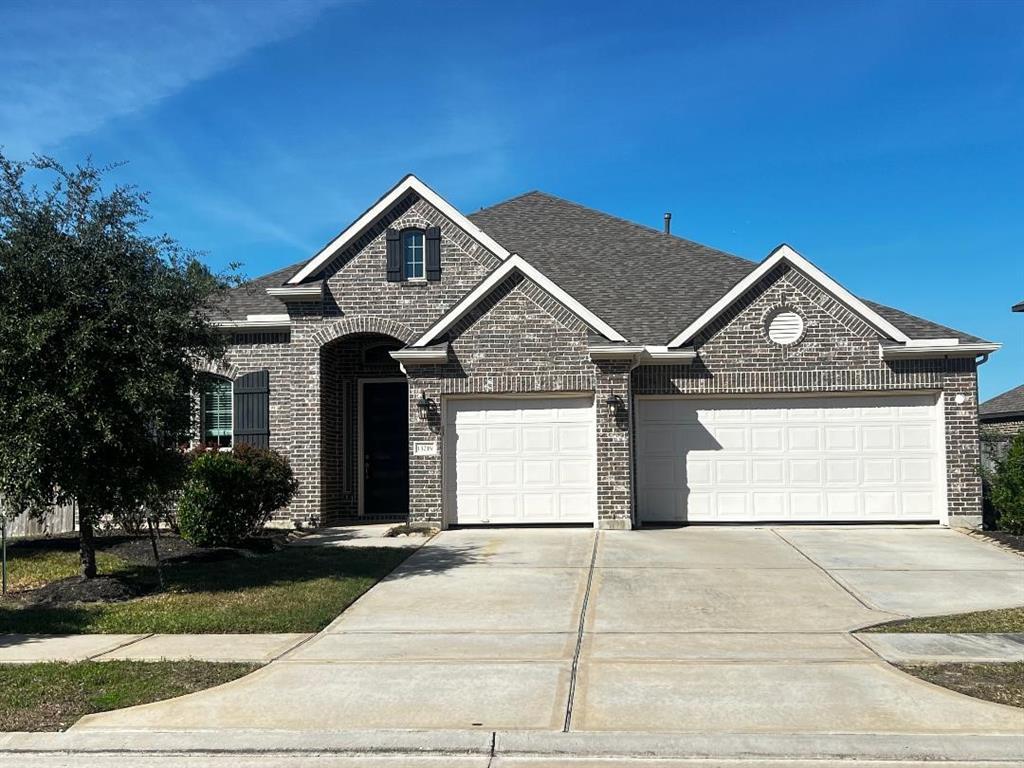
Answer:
[220,189,988,346]
[468,191,987,345]
[221,260,306,320]
[980,384,1024,419]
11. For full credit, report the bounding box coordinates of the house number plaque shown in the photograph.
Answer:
[413,441,438,456]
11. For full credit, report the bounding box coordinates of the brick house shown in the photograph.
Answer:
[206,176,998,530]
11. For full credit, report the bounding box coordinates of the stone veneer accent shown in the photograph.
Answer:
[632,263,983,526]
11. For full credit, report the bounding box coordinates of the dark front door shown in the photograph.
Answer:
[362,381,409,516]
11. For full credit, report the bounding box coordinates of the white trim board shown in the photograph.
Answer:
[881,341,1000,360]
[413,254,626,347]
[288,175,511,285]
[667,244,911,347]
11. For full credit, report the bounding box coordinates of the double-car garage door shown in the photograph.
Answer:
[637,394,943,523]
[444,392,944,526]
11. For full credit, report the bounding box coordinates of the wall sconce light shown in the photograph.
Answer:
[605,393,623,415]
[416,390,432,419]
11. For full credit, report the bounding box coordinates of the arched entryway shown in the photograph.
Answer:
[319,332,409,522]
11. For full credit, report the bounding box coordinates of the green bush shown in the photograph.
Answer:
[177,446,298,547]
[988,431,1024,535]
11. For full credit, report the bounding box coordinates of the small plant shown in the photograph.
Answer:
[987,431,1024,535]
[177,446,298,547]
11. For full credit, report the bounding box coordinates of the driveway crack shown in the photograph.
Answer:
[563,529,599,732]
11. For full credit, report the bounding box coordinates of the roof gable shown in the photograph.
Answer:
[411,254,625,347]
[287,175,510,285]
[667,244,911,348]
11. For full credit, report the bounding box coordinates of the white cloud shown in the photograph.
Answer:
[0,0,339,156]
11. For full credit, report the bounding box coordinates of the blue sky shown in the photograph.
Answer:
[2,0,1020,399]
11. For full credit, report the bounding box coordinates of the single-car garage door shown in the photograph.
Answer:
[445,397,597,525]
[637,394,943,523]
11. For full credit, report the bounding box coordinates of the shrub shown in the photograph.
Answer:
[177,446,298,547]
[988,431,1024,535]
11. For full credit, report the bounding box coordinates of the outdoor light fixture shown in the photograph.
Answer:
[605,393,623,414]
[416,390,432,418]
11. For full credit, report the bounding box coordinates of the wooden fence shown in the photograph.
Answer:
[1,501,78,538]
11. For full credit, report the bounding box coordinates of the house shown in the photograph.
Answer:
[208,175,998,530]
[978,295,1023,453]
[978,385,1024,450]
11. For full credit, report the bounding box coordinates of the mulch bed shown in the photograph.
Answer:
[7,529,289,609]
[15,575,144,607]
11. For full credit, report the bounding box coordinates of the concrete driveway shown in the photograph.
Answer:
[75,526,1024,735]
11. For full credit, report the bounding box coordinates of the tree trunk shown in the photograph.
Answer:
[79,514,97,578]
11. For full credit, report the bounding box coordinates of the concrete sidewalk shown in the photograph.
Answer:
[0,633,312,663]
[859,632,1024,664]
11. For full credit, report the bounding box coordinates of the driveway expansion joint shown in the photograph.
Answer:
[562,530,599,732]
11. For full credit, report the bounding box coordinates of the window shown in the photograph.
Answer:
[402,230,425,280]
[200,376,233,448]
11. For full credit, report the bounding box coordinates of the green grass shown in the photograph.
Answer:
[5,548,135,592]
[0,546,412,633]
[899,662,1024,709]
[0,661,259,731]
[861,607,1024,634]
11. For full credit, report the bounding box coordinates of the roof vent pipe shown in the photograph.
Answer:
[663,212,672,234]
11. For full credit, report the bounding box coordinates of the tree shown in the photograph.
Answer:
[0,153,233,577]
[988,431,1024,535]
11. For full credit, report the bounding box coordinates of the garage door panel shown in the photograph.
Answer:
[448,397,596,525]
[716,460,747,484]
[521,426,554,452]
[558,459,593,486]
[752,460,784,484]
[521,460,553,485]
[751,427,784,451]
[637,394,942,523]
[558,424,591,452]
[522,493,555,519]
[686,459,712,486]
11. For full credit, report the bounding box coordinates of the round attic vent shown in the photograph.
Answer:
[767,309,804,345]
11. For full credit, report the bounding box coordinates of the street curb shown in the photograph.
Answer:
[2,729,1023,762]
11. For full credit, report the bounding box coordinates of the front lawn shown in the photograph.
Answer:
[0,660,259,731]
[0,535,412,633]
[861,607,1024,634]
[899,662,1024,709]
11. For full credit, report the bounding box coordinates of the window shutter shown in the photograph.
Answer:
[425,226,441,281]
[385,228,402,281]
[233,370,270,449]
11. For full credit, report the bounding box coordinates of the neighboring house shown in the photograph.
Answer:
[208,175,998,530]
[980,384,1024,454]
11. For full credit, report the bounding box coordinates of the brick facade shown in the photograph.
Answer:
[632,263,983,526]
[217,195,982,530]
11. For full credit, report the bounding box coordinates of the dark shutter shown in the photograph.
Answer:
[425,226,441,281]
[233,370,270,449]
[385,228,402,281]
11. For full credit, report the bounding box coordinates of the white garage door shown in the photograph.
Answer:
[446,397,597,525]
[637,394,943,523]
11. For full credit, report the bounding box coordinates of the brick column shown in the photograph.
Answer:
[944,364,982,528]
[407,373,444,527]
[595,360,633,529]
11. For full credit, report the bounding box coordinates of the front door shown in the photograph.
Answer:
[361,381,409,516]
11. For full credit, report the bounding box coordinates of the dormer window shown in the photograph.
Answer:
[402,230,425,280]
